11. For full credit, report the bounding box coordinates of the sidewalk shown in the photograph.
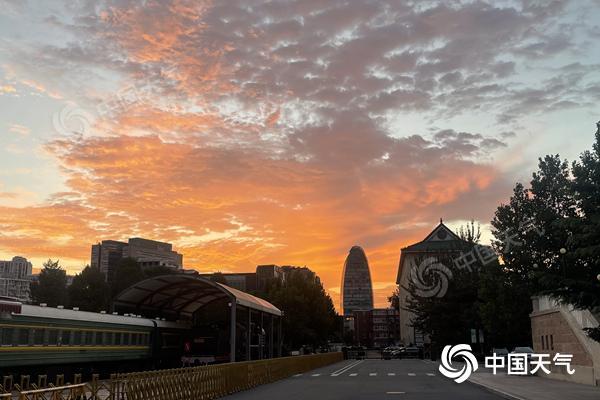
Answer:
[469,371,600,400]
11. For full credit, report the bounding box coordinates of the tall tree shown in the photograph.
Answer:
[458,220,481,244]
[260,267,338,351]
[68,265,110,312]
[541,125,600,340]
[405,254,485,348]
[110,257,145,299]
[30,259,68,307]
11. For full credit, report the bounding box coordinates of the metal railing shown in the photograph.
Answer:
[1,352,343,399]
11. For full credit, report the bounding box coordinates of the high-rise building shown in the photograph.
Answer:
[91,237,183,281]
[91,240,128,281]
[341,246,374,316]
[0,256,33,301]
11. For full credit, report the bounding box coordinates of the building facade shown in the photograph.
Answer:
[395,221,471,346]
[341,246,373,316]
[531,296,600,386]
[91,237,183,281]
[351,308,400,348]
[0,256,33,301]
[199,265,298,293]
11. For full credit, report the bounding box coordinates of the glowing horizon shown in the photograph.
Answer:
[1,1,599,312]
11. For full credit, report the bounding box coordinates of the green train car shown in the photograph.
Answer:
[0,297,190,374]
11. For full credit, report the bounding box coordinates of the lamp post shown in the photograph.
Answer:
[559,248,567,278]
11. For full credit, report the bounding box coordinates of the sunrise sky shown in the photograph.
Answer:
[1,0,599,310]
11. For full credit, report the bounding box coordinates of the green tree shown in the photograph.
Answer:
[209,272,228,284]
[30,259,68,307]
[540,125,600,340]
[260,267,338,351]
[478,261,532,348]
[111,258,145,299]
[405,254,485,349]
[68,265,110,312]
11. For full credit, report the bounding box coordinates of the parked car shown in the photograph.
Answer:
[511,346,534,360]
[398,346,420,359]
[382,346,404,359]
[491,347,509,359]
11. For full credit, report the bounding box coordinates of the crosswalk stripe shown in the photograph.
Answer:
[349,373,358,376]
[408,373,416,376]
[311,374,321,377]
[387,373,396,376]
[369,373,377,376]
[427,373,435,376]
[293,374,302,377]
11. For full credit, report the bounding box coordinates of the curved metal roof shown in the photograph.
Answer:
[113,274,282,318]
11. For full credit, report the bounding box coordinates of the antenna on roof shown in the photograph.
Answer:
[440,218,443,224]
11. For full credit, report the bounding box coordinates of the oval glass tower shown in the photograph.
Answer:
[341,246,374,316]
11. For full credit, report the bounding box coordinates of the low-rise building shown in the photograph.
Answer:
[351,308,400,348]
[0,256,33,302]
[199,265,288,293]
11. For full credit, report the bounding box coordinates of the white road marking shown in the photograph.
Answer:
[369,373,377,376]
[293,374,302,377]
[387,373,396,376]
[427,373,435,376]
[408,373,416,376]
[311,374,321,377]
[349,373,358,376]
[330,360,364,376]
[386,392,405,395]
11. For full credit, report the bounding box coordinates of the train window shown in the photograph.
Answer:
[48,329,58,345]
[95,331,103,345]
[143,334,149,345]
[85,331,94,345]
[105,332,113,345]
[73,331,82,345]
[1,328,14,345]
[62,330,71,345]
[124,332,130,345]
[17,328,29,345]
[115,332,121,345]
[133,333,139,345]
[33,329,44,345]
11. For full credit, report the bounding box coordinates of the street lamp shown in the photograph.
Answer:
[559,248,567,277]
[597,273,600,282]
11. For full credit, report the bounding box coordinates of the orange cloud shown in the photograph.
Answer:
[0,132,507,311]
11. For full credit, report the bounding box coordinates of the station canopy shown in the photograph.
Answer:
[113,274,282,319]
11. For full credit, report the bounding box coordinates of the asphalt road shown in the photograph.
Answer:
[223,358,504,400]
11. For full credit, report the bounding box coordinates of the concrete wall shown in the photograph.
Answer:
[531,296,600,386]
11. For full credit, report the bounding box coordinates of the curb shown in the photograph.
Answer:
[467,378,527,400]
